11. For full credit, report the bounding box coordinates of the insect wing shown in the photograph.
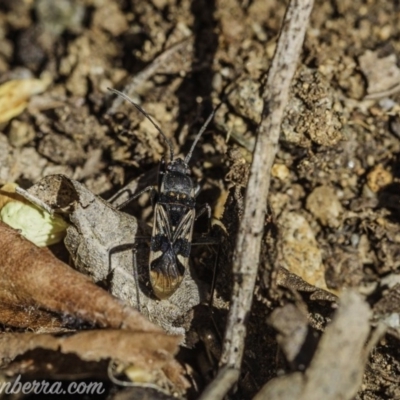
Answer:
[173,205,195,240]
[152,202,172,241]
[149,204,195,298]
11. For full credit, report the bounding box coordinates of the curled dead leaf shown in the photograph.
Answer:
[0,330,188,396]
[0,220,163,334]
[24,174,203,335]
[0,208,188,396]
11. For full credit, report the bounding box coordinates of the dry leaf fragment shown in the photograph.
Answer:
[268,303,310,366]
[0,329,178,374]
[255,291,373,400]
[276,267,337,302]
[1,200,68,247]
[25,175,203,335]
[0,330,187,396]
[0,220,188,395]
[359,50,400,98]
[0,183,69,247]
[0,330,176,369]
[0,220,162,333]
[0,77,51,124]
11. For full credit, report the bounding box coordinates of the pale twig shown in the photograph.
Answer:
[199,0,314,398]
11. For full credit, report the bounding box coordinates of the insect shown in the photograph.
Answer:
[109,88,216,299]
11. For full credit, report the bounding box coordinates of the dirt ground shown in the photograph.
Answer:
[1,0,400,399]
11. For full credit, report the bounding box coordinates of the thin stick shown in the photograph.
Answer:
[199,0,314,398]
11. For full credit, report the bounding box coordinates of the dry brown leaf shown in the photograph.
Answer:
[0,330,176,368]
[0,220,164,334]
[0,77,51,124]
[0,221,187,395]
[0,330,188,395]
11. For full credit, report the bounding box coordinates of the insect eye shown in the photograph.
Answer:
[169,192,176,197]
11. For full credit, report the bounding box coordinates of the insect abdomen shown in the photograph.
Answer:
[149,248,185,299]
[149,203,195,299]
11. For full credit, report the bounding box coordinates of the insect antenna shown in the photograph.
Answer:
[108,88,174,162]
[184,106,218,164]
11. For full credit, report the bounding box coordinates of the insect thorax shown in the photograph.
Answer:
[160,168,195,197]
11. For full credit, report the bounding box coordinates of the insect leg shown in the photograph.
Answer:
[192,234,221,307]
[194,182,201,197]
[192,238,221,307]
[209,240,221,307]
[132,248,141,312]
[108,242,145,311]
[116,186,156,210]
[196,203,212,233]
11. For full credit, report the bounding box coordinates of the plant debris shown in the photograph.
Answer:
[0,182,69,246]
[0,330,187,396]
[0,220,163,333]
[22,174,203,336]
[1,0,400,397]
[0,76,51,124]
[254,291,378,400]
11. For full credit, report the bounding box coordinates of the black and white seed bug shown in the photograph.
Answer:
[109,88,216,299]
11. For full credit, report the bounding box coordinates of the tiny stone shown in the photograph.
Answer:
[306,185,343,228]
[8,120,35,147]
[366,164,393,193]
[271,163,290,181]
